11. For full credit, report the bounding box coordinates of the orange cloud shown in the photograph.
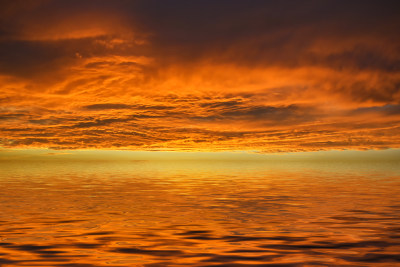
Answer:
[1,1,400,152]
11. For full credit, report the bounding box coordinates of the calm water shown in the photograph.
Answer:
[0,160,399,266]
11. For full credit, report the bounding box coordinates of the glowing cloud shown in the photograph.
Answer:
[1,0,399,152]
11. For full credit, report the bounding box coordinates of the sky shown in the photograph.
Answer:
[1,0,400,153]
[1,148,400,162]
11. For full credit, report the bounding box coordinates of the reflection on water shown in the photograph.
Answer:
[0,160,399,266]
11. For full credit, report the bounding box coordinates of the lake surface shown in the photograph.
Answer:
[0,160,399,266]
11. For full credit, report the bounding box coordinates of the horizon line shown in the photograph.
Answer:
[1,148,400,161]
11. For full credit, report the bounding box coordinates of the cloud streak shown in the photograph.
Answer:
[0,0,399,152]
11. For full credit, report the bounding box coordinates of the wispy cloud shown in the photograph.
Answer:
[0,0,399,152]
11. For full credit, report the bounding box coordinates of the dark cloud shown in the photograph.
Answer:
[192,104,316,124]
[0,36,146,80]
[221,105,298,118]
[83,103,175,111]
[84,103,131,110]
[0,39,84,79]
[0,39,75,78]
[315,46,400,72]
[132,0,400,69]
[1,1,399,75]
[28,119,60,125]
[135,105,175,111]
[299,140,390,148]
[343,79,400,103]
[199,100,244,109]
[71,117,135,128]
[352,104,400,115]
[0,113,25,120]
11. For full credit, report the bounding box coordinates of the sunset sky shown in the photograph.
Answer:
[1,0,400,153]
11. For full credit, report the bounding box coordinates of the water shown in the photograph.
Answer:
[0,160,399,266]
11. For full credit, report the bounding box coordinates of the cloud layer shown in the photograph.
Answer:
[1,0,400,152]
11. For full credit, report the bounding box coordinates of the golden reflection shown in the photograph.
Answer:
[0,159,399,266]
